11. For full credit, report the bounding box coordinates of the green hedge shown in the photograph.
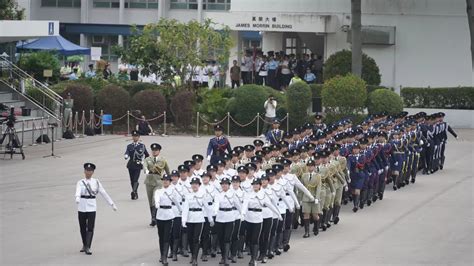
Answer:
[323,50,381,85]
[401,87,474,110]
[367,89,403,115]
[322,74,367,116]
[287,82,312,129]
[309,83,323,98]
[61,84,94,117]
[95,85,130,122]
[227,85,268,135]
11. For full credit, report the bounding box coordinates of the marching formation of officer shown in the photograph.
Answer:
[77,111,456,262]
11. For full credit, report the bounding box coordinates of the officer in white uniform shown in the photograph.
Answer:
[75,163,117,255]
[154,174,181,266]
[182,177,214,266]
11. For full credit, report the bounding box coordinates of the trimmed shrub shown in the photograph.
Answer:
[120,81,160,96]
[366,85,391,94]
[286,81,312,129]
[322,74,367,116]
[170,89,196,130]
[61,84,94,116]
[18,51,60,83]
[401,87,474,110]
[367,89,403,115]
[131,89,167,118]
[74,78,110,95]
[95,85,130,122]
[323,50,381,85]
[197,88,233,122]
[227,85,268,135]
[309,83,324,98]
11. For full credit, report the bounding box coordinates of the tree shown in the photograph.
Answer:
[0,0,25,20]
[323,50,381,85]
[467,0,474,70]
[114,18,233,86]
[351,0,362,77]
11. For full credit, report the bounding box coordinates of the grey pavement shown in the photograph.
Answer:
[0,130,473,265]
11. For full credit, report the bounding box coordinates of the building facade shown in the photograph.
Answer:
[18,0,473,89]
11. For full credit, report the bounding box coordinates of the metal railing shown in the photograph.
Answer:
[0,56,63,122]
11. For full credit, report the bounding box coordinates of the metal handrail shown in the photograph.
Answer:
[0,57,63,122]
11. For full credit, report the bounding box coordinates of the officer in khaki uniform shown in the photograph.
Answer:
[300,158,321,238]
[144,143,170,226]
[321,150,336,230]
[330,144,348,224]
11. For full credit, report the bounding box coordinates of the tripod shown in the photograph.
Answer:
[0,125,25,160]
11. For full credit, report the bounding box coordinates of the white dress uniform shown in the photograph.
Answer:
[154,186,180,221]
[240,178,253,193]
[192,169,205,179]
[278,177,301,209]
[242,190,280,224]
[75,178,115,212]
[215,189,242,223]
[202,183,218,217]
[224,168,237,177]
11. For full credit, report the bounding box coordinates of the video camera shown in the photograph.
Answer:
[0,104,16,128]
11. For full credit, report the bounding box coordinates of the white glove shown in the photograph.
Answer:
[309,195,315,202]
[209,220,215,227]
[144,169,149,174]
[347,177,351,183]
[385,166,389,171]
[124,154,129,160]
[182,223,187,228]
[75,198,80,204]
[332,192,336,196]
[314,198,319,204]
[278,215,283,221]
[289,207,295,213]
[112,204,118,211]
[394,162,398,166]
[344,186,349,192]
[207,155,211,162]
[419,140,424,145]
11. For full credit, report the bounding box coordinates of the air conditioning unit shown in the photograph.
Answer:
[347,26,396,45]
[92,35,105,44]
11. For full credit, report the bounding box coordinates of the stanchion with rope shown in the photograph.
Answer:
[79,111,86,138]
[256,113,260,137]
[74,111,79,137]
[39,117,44,145]
[227,112,230,137]
[127,111,130,136]
[163,111,167,137]
[196,112,200,137]
[197,114,228,137]
[100,110,104,135]
[21,120,24,146]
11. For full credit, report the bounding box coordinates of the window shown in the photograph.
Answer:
[285,38,296,55]
[203,0,231,11]
[170,0,198,10]
[93,0,158,9]
[91,35,119,62]
[41,0,81,7]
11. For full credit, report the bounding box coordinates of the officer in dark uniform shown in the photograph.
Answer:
[124,130,149,200]
[206,125,232,165]
[313,114,327,134]
[266,119,284,145]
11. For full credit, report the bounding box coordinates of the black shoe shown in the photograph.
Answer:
[352,207,358,213]
[219,258,225,264]
[411,178,416,183]
[393,186,397,191]
[372,195,378,202]
[275,249,281,255]
[367,200,372,206]
[378,193,384,200]
[202,254,208,262]
[267,252,274,259]
[333,217,340,224]
[230,256,237,263]
[283,244,290,252]
[131,191,135,200]
[303,232,310,238]
[85,232,93,255]
[80,245,85,252]
[257,254,264,261]
[262,256,268,263]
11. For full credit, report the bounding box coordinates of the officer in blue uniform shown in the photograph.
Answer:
[124,130,149,200]
[347,143,365,212]
[207,125,232,165]
[266,119,284,145]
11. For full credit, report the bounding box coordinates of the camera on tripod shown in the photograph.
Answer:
[0,104,25,160]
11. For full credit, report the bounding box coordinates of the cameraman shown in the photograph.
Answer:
[261,95,277,137]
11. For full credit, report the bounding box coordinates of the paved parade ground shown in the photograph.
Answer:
[1,131,473,265]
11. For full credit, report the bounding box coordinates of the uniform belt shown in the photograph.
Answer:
[248,208,262,212]
[189,208,202,212]
[208,202,213,205]
[81,196,96,199]
[149,172,160,175]
[219,207,233,211]
[160,205,172,209]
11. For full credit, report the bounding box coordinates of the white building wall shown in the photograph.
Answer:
[262,32,283,53]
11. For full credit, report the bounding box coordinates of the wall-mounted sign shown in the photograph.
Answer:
[235,16,293,30]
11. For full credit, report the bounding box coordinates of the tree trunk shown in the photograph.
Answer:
[351,0,362,78]
[467,0,474,71]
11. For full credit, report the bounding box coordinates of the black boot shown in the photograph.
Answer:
[182,233,189,257]
[282,229,291,252]
[80,245,86,252]
[223,243,231,266]
[367,189,373,206]
[321,210,327,231]
[192,244,199,266]
[303,219,310,238]
[267,236,276,259]
[275,232,282,255]
[210,234,218,258]
[248,245,258,266]
[132,182,139,200]
[172,241,179,261]
[313,218,320,236]
[149,206,157,226]
[84,231,93,255]
[325,207,332,228]
[359,190,366,209]
[352,195,359,213]
[162,242,170,266]
[230,240,238,263]
[333,205,340,224]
